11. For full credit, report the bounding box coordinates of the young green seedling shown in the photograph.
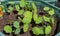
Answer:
[23,23,29,32]
[18,10,24,15]
[43,16,50,22]
[20,0,26,7]
[14,28,20,34]
[45,25,52,34]
[4,25,12,33]
[51,17,55,24]
[22,11,32,24]
[32,27,40,35]
[43,6,50,11]
[15,5,20,11]
[32,2,37,13]
[7,6,13,13]
[33,13,43,24]
[48,8,54,15]
[13,21,20,28]
[26,2,32,11]
[32,27,44,35]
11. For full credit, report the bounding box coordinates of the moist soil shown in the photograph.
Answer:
[0,8,57,36]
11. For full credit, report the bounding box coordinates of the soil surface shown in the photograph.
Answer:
[0,9,57,36]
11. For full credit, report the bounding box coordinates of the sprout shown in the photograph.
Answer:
[32,27,44,35]
[22,11,32,23]
[45,25,52,34]
[51,17,55,24]
[32,2,37,13]
[18,10,24,15]
[14,28,20,34]
[33,13,43,24]
[43,6,50,11]
[0,32,5,36]
[13,21,20,28]
[15,5,20,11]
[43,16,50,22]
[20,0,26,7]
[26,2,32,11]
[4,25,12,33]
[35,17,43,24]
[7,6,13,13]
[23,24,29,32]
[48,9,54,15]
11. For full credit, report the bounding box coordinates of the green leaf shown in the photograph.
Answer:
[43,6,50,11]
[51,17,55,24]
[13,21,20,28]
[32,2,37,13]
[33,13,38,21]
[40,28,44,34]
[33,13,43,24]
[45,25,52,34]
[48,9,54,15]
[18,10,24,15]
[32,27,41,35]
[43,16,50,22]
[8,6,13,13]
[22,11,32,23]
[15,5,20,11]
[23,24,29,32]
[26,2,32,11]
[20,0,25,7]
[4,25,12,33]
[14,28,20,34]
[35,17,43,24]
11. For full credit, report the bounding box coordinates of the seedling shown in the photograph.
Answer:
[33,13,43,24]
[32,27,44,35]
[7,6,13,13]
[23,24,29,32]
[45,25,52,34]
[51,17,55,24]
[13,21,20,28]
[43,6,50,11]
[4,25,12,33]
[15,5,20,11]
[22,11,32,24]
[32,2,37,13]
[20,0,26,7]
[43,16,50,22]
[14,28,20,34]
[18,10,24,15]
[48,8,54,15]
[26,2,32,11]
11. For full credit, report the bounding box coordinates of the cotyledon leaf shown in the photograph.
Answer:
[45,25,52,34]
[14,28,20,34]
[23,24,29,32]
[32,27,41,35]
[20,0,26,7]
[13,21,20,28]
[32,2,37,13]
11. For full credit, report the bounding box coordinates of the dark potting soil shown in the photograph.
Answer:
[0,9,57,36]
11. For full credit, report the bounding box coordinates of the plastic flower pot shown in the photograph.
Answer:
[0,0,59,36]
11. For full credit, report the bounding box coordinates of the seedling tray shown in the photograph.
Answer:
[0,0,59,36]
